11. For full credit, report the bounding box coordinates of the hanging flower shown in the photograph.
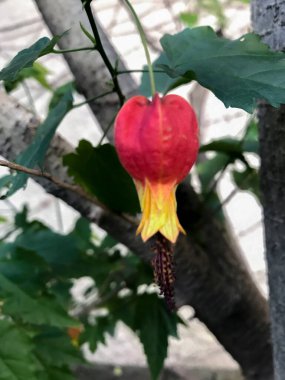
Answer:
[115,93,199,243]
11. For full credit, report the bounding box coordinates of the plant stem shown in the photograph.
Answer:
[0,159,106,210]
[117,69,164,75]
[82,1,125,106]
[123,0,156,96]
[73,90,114,108]
[53,47,95,54]
[98,113,117,145]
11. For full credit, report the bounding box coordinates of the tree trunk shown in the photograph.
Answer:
[251,2,285,378]
[0,90,273,379]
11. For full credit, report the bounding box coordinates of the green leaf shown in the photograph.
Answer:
[2,83,73,197]
[132,295,180,380]
[0,273,78,328]
[49,82,75,111]
[160,27,285,112]
[112,294,181,380]
[34,328,83,368]
[80,22,96,45]
[140,53,195,97]
[4,62,51,93]
[63,141,140,214]
[100,235,118,250]
[80,316,116,352]
[232,167,260,201]
[180,12,198,27]
[200,137,258,155]
[242,120,259,154]
[197,153,230,190]
[0,319,38,380]
[0,35,63,82]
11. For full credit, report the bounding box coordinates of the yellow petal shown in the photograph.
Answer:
[134,179,185,243]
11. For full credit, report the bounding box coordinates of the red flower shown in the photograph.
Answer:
[115,93,199,243]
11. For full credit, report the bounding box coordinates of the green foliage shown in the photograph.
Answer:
[63,141,140,214]
[197,153,231,191]
[232,167,260,201]
[180,12,199,27]
[4,62,51,93]
[153,27,285,112]
[140,53,195,97]
[80,315,116,352]
[80,22,96,45]
[0,273,78,327]
[200,137,258,156]
[0,320,38,380]
[0,4,265,379]
[122,294,181,380]
[0,83,73,198]
[49,82,75,110]
[0,36,63,82]
[0,208,182,380]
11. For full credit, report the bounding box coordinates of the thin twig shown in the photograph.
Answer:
[117,69,164,75]
[0,159,137,226]
[0,159,106,210]
[73,90,115,108]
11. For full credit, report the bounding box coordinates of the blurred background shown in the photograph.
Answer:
[0,0,263,379]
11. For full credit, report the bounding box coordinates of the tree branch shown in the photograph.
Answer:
[0,159,105,210]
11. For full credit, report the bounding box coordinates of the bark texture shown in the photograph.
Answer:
[251,2,285,379]
[0,91,272,379]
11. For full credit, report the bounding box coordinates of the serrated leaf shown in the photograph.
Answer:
[63,141,140,214]
[112,294,181,380]
[2,83,73,197]
[0,273,78,328]
[160,27,285,112]
[0,319,38,380]
[0,35,63,82]
[80,316,116,352]
[132,295,180,380]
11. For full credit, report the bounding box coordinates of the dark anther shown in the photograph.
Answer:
[151,233,176,311]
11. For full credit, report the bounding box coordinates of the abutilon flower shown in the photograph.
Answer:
[114,93,199,309]
[115,93,199,243]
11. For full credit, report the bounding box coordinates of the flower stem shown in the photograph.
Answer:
[123,0,156,97]
[52,47,95,54]
[82,1,125,106]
